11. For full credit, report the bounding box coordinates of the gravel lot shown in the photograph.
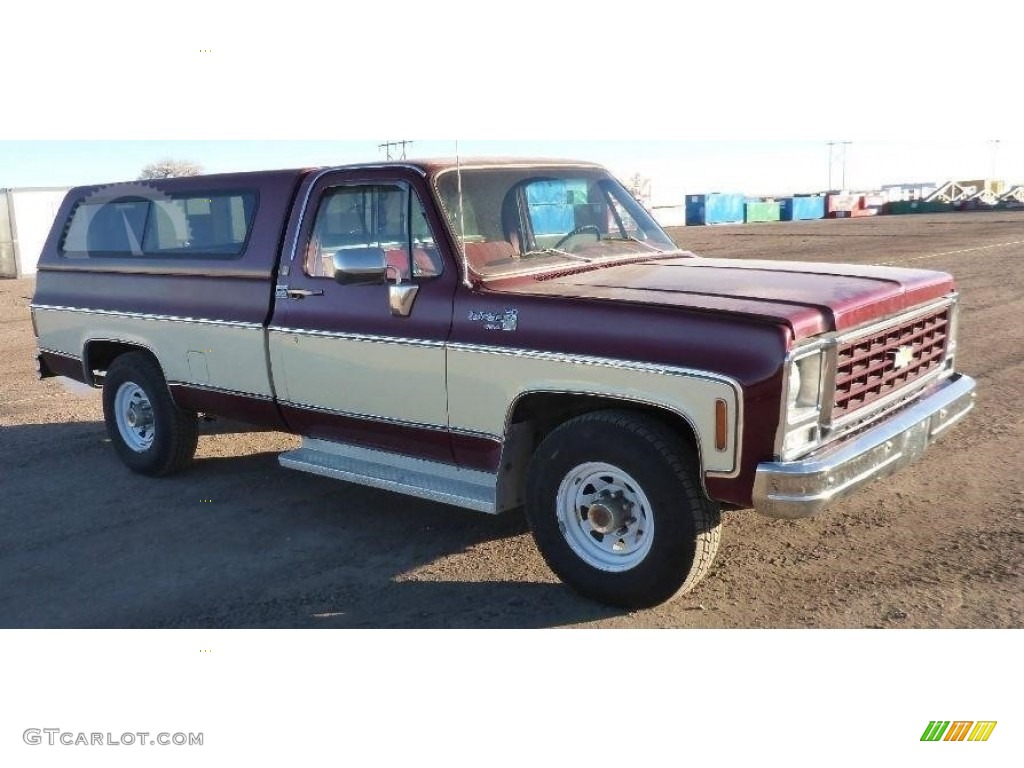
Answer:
[1,211,1021,628]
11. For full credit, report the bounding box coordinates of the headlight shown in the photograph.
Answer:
[779,349,826,460]
[786,351,824,425]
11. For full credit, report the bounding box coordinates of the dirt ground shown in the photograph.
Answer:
[1,211,1021,628]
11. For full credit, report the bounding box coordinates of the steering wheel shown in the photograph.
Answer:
[554,225,601,250]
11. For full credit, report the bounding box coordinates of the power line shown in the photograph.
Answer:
[379,140,413,161]
[827,141,852,190]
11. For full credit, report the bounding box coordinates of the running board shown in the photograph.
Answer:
[279,438,499,514]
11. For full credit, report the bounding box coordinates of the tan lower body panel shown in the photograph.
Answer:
[34,309,274,397]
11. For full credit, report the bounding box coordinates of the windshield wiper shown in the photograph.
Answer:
[519,248,594,263]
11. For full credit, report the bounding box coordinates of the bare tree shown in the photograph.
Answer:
[138,159,204,180]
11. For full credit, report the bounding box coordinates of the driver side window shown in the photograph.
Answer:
[305,184,443,280]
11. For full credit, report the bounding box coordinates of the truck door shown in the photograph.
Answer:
[269,169,457,464]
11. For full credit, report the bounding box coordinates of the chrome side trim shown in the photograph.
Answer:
[754,374,976,519]
[38,347,82,362]
[168,381,274,401]
[279,398,500,441]
[267,326,446,349]
[271,332,748,384]
[272,335,743,475]
[448,342,743,389]
[450,343,745,478]
[449,426,503,442]
[30,304,264,330]
[36,263,269,279]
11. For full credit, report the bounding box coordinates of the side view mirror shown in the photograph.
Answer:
[332,247,387,286]
[331,245,421,318]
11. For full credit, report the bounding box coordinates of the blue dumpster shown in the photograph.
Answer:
[685,193,745,226]
[780,196,826,221]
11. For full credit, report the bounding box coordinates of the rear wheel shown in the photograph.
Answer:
[102,352,198,476]
[525,410,721,609]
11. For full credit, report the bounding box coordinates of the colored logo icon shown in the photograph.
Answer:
[921,721,997,742]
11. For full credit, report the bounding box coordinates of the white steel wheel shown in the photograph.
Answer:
[102,352,198,477]
[114,382,156,452]
[525,410,722,609]
[556,462,655,572]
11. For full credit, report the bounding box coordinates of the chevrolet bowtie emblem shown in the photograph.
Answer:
[892,346,915,370]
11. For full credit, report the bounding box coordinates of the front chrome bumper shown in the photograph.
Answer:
[753,374,976,519]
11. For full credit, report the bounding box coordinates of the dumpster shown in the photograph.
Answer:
[780,196,825,221]
[744,200,781,223]
[686,193,745,226]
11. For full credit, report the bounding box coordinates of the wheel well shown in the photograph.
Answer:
[507,392,700,456]
[493,392,705,513]
[83,341,158,386]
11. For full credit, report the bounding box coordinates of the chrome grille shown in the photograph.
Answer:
[833,308,950,418]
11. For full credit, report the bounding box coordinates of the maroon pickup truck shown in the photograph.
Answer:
[31,158,976,608]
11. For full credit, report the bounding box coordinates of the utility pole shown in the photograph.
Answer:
[990,140,1001,180]
[379,140,413,161]
[827,141,852,191]
[842,141,851,189]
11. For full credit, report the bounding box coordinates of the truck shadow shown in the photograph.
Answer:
[0,421,625,629]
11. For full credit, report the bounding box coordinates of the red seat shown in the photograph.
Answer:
[384,248,442,280]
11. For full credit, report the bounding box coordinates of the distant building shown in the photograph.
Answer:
[1,187,71,278]
[880,183,939,203]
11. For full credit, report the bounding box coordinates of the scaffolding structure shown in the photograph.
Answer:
[925,180,1003,204]
[1000,186,1024,203]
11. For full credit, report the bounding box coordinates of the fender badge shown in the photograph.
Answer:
[892,345,915,370]
[469,309,519,332]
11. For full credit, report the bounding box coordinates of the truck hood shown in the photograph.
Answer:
[493,255,955,339]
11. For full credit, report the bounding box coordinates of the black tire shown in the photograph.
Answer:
[102,352,198,477]
[525,410,721,610]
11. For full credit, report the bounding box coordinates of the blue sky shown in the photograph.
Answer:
[2,140,1019,205]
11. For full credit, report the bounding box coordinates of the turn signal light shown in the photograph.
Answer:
[715,399,728,452]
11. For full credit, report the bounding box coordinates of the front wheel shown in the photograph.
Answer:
[525,411,722,609]
[102,352,198,477]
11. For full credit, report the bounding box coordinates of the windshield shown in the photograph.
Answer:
[434,166,678,279]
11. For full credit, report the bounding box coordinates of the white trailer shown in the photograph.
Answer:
[650,205,687,228]
[0,187,71,278]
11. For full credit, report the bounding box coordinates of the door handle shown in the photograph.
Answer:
[286,289,324,300]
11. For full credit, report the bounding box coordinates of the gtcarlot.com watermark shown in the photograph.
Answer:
[24,728,203,747]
